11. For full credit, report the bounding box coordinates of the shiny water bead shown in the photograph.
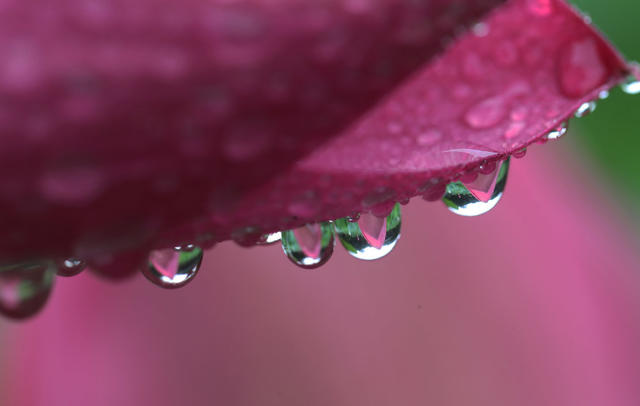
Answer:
[56,258,86,277]
[621,71,640,95]
[545,121,569,140]
[512,148,527,159]
[574,101,596,118]
[0,261,56,320]
[443,158,510,217]
[281,222,334,269]
[256,232,282,245]
[143,245,203,289]
[334,203,401,261]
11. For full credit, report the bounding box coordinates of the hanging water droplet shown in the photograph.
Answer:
[574,101,596,118]
[598,90,610,99]
[334,204,401,261]
[256,232,282,245]
[142,245,203,289]
[512,148,527,159]
[0,261,56,320]
[545,121,569,140]
[56,258,86,277]
[621,74,640,95]
[281,222,334,269]
[347,213,361,223]
[443,158,510,217]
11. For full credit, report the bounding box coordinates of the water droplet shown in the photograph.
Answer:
[257,232,281,245]
[504,121,525,139]
[142,246,203,289]
[545,121,569,140]
[512,148,527,159]
[621,73,640,95]
[334,204,401,260]
[559,38,608,98]
[347,213,361,223]
[0,261,55,320]
[232,227,264,247]
[443,158,510,216]
[56,258,86,277]
[574,101,596,118]
[464,97,506,129]
[472,22,489,37]
[281,222,334,269]
[598,90,610,99]
[417,130,442,146]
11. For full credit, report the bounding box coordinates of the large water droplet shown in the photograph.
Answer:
[281,222,334,269]
[143,245,203,289]
[56,258,86,277]
[0,261,56,320]
[574,101,596,118]
[334,204,401,261]
[545,121,569,140]
[443,158,510,216]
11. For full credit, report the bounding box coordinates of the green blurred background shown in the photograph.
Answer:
[570,0,640,222]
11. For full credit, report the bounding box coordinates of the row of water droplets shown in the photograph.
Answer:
[2,72,638,321]
[239,68,640,268]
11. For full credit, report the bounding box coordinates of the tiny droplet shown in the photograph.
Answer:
[574,101,596,118]
[545,121,569,140]
[56,258,86,277]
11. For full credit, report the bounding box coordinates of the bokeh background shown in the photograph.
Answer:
[1,0,640,405]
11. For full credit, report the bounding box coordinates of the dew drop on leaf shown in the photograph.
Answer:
[281,222,334,269]
[143,245,203,289]
[334,203,401,261]
[443,158,510,217]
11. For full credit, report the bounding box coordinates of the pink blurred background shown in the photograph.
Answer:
[1,144,639,405]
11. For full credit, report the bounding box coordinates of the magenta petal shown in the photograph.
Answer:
[0,0,632,260]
